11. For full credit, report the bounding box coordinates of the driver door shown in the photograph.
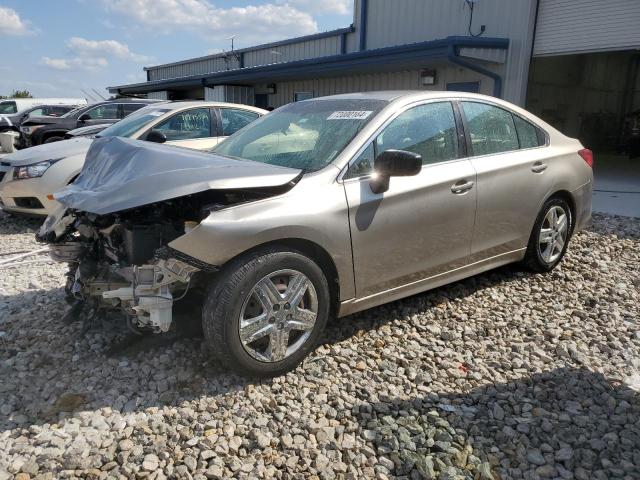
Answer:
[342,101,477,299]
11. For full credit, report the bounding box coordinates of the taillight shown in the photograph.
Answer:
[578,148,593,168]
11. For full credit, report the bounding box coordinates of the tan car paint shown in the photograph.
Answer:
[169,92,593,318]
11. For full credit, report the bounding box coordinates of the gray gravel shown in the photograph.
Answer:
[0,210,639,480]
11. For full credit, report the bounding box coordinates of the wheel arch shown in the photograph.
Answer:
[545,189,577,235]
[222,237,341,317]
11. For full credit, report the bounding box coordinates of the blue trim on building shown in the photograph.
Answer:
[447,44,504,98]
[111,36,509,95]
[359,0,368,51]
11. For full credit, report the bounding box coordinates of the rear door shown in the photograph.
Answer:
[342,101,477,298]
[459,100,552,261]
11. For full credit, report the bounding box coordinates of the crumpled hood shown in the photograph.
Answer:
[54,136,302,215]
[2,137,92,166]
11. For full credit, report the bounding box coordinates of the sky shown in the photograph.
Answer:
[0,0,353,99]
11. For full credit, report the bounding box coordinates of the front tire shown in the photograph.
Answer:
[523,196,573,272]
[43,136,64,144]
[202,246,330,377]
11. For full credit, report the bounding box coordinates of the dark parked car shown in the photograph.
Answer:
[0,104,77,134]
[20,99,161,147]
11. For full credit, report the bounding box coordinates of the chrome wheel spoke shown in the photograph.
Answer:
[284,273,309,307]
[556,214,567,233]
[539,228,553,244]
[240,313,271,343]
[254,278,282,310]
[268,329,290,361]
[288,307,316,331]
[555,234,565,251]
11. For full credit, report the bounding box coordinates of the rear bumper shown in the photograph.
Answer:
[571,179,593,232]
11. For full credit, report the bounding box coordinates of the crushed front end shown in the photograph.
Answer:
[37,200,216,333]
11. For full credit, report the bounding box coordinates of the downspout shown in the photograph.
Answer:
[359,0,367,51]
[447,43,503,98]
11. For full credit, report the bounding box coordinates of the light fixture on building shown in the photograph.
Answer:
[421,69,437,85]
[267,83,277,94]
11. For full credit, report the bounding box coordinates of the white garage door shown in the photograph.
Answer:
[534,0,640,56]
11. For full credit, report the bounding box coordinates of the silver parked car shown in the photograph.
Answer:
[39,91,593,377]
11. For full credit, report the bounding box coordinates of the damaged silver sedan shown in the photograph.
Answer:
[39,92,593,377]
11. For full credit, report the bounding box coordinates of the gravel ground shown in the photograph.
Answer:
[0,210,638,480]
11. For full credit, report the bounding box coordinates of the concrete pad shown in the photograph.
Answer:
[592,154,640,218]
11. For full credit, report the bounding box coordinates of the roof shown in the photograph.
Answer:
[136,100,267,113]
[109,36,509,95]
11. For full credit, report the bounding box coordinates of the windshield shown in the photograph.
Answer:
[0,102,17,114]
[97,107,172,138]
[213,99,387,171]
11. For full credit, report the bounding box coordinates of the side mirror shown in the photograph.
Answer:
[370,149,422,194]
[146,130,167,144]
[78,113,91,122]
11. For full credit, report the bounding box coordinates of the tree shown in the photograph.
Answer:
[11,89,32,98]
[0,89,33,99]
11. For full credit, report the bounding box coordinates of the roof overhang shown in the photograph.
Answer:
[109,36,509,95]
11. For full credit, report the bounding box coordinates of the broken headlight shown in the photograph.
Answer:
[13,158,62,180]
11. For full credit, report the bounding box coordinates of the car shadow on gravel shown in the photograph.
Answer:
[356,367,640,479]
[322,263,533,346]
[0,212,43,235]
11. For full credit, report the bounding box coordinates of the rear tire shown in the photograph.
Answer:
[523,196,573,272]
[202,246,330,377]
[43,136,64,144]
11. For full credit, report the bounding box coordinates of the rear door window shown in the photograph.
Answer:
[219,108,260,136]
[461,102,519,156]
[121,103,148,118]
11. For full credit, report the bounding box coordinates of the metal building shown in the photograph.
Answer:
[109,0,640,159]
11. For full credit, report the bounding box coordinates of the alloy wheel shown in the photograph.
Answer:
[238,269,318,362]
[538,205,568,263]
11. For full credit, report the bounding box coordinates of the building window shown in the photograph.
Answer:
[294,92,313,102]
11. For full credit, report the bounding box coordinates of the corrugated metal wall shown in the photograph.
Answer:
[243,36,341,67]
[364,0,537,105]
[147,91,169,100]
[206,86,254,105]
[148,56,238,81]
[534,0,640,56]
[267,66,489,107]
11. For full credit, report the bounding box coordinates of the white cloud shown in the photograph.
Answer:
[0,6,32,36]
[281,0,352,15]
[104,0,318,46]
[41,56,109,71]
[41,37,150,72]
[67,37,151,62]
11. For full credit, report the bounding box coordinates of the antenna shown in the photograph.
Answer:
[81,89,98,102]
[92,88,107,101]
[225,34,238,51]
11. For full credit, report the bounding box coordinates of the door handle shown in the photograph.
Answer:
[531,162,547,173]
[451,180,474,194]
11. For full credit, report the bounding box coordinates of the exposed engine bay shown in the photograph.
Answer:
[37,188,283,333]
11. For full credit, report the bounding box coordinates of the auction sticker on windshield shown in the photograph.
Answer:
[327,111,373,120]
